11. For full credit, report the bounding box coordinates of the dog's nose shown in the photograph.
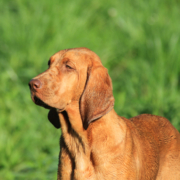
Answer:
[29,79,42,90]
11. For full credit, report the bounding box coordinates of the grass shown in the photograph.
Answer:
[0,0,180,179]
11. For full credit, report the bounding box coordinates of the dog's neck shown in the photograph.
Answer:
[58,101,92,171]
[58,102,128,174]
[58,102,126,153]
[58,101,88,152]
[59,102,85,133]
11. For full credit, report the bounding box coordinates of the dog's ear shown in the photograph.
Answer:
[80,66,114,129]
[48,108,61,128]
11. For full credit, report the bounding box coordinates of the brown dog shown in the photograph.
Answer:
[29,48,180,180]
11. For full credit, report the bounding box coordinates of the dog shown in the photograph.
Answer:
[29,48,180,180]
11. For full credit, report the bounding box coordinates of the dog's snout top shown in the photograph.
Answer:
[29,79,42,90]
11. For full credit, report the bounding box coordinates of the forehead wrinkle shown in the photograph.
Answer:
[62,53,80,67]
[64,51,92,65]
[59,48,103,70]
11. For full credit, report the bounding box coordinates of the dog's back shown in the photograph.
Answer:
[126,114,180,179]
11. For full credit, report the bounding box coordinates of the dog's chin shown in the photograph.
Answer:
[33,96,52,109]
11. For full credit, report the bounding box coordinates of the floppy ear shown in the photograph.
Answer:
[80,66,114,129]
[48,108,61,128]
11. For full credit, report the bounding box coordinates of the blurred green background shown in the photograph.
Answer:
[1,0,180,179]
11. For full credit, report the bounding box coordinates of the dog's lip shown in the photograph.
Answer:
[31,94,66,111]
[33,96,52,109]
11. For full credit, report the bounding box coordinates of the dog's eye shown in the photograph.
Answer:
[66,64,73,69]
[64,60,75,71]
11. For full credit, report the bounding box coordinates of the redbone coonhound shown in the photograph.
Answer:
[29,48,180,180]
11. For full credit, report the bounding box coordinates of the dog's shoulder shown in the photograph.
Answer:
[129,114,174,130]
[129,114,180,147]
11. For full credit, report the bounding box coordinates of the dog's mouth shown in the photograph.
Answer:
[33,96,52,109]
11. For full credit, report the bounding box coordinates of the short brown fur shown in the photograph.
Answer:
[29,48,180,180]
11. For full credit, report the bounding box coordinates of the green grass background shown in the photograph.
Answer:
[1,0,180,179]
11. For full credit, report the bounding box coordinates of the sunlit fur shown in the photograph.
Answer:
[29,48,180,180]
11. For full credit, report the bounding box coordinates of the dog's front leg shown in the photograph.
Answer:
[58,137,73,180]
[73,153,96,180]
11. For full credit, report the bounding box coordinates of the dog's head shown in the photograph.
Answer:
[29,48,114,129]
